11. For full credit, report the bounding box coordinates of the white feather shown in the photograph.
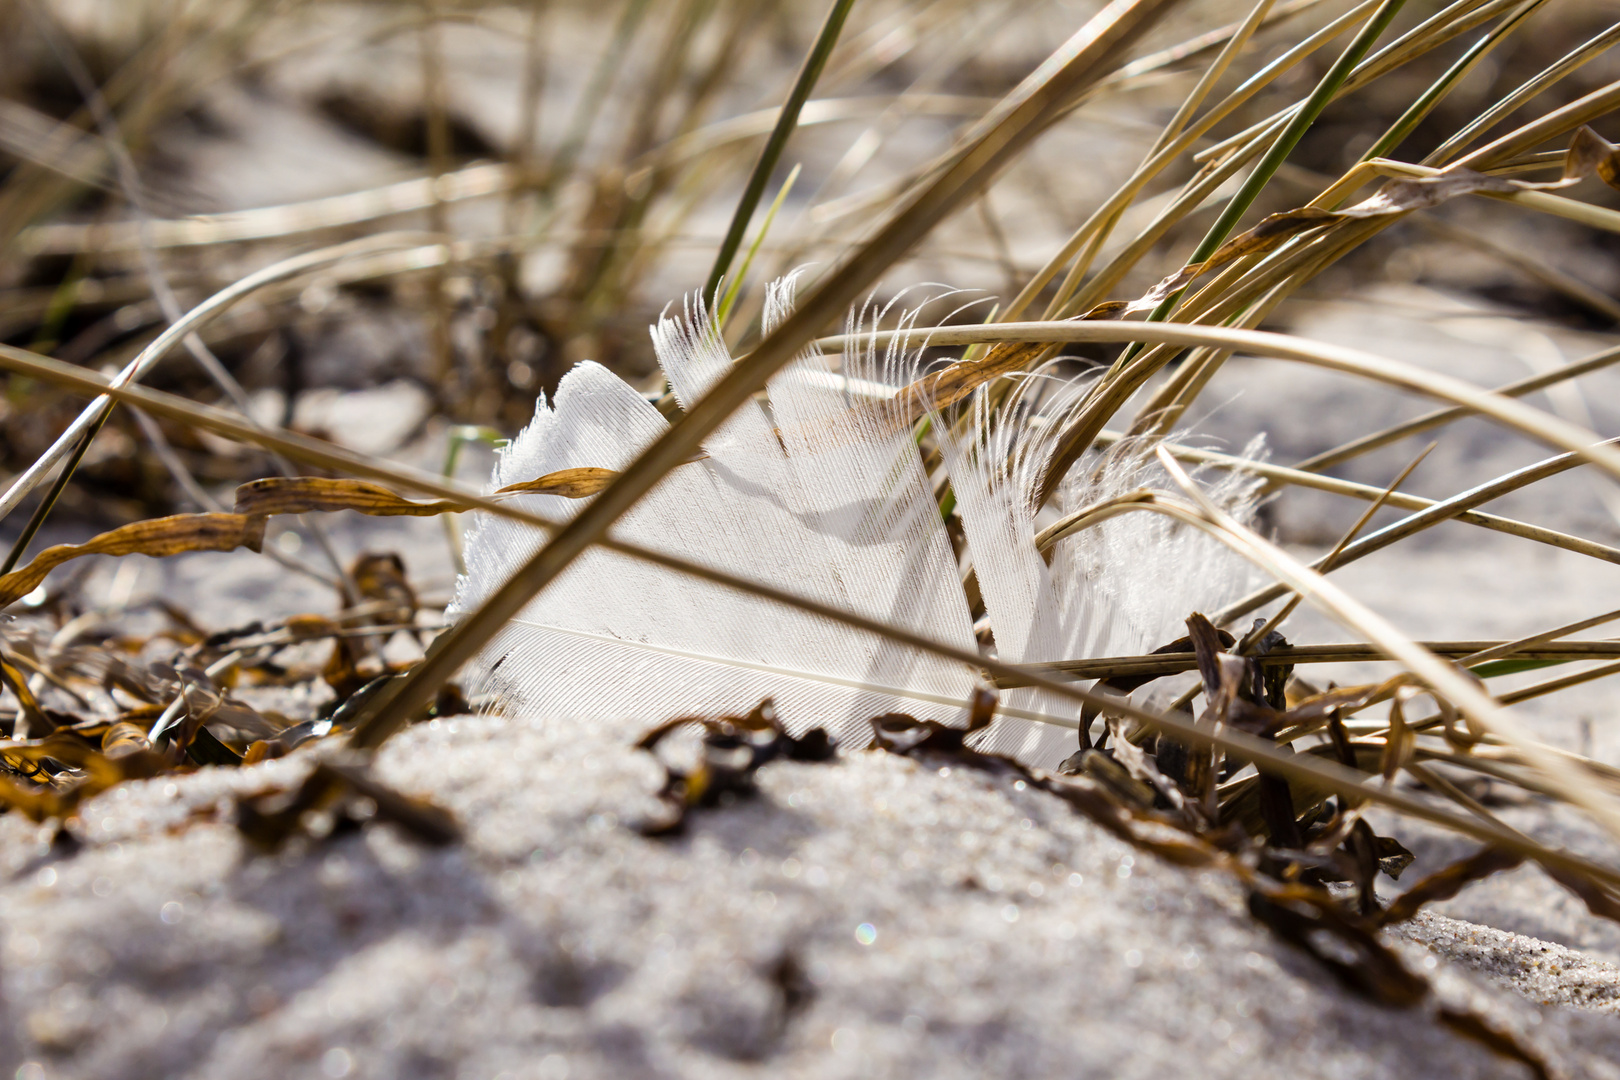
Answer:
[451,278,1266,762]
[449,282,978,747]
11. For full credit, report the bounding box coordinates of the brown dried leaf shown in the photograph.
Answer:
[234,477,470,517]
[0,647,57,737]
[1340,169,1521,217]
[495,467,620,499]
[1566,125,1620,192]
[0,514,266,611]
[1381,689,1417,784]
[284,614,343,642]
[1077,299,1131,320]
[888,342,1049,425]
[1344,126,1620,216]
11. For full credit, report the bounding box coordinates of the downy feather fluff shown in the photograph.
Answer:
[450,278,1263,767]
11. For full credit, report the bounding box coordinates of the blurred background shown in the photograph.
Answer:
[1,0,1616,526]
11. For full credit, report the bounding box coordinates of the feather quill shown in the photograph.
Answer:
[451,278,1263,763]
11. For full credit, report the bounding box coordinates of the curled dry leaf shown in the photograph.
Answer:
[495,467,620,499]
[99,721,152,757]
[1345,125,1620,217]
[1095,126,1620,320]
[0,513,266,610]
[234,477,471,517]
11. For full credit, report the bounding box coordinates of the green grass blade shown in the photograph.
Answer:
[717,162,801,331]
[1169,0,1408,307]
[704,0,856,305]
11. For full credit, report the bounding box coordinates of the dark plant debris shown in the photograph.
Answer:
[235,756,460,852]
[0,542,466,853]
[634,698,836,836]
[847,611,1615,1079]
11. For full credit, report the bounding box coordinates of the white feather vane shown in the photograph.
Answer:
[450,277,1265,764]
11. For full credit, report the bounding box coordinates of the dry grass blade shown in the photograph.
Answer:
[703,0,855,302]
[1078,125,1619,329]
[816,321,1620,483]
[1459,607,1620,669]
[1497,661,1620,707]
[1129,435,1620,564]
[1247,442,1432,654]
[1216,441,1620,623]
[1292,342,1620,476]
[1454,77,1620,171]
[17,164,516,255]
[1000,641,1620,686]
[1017,0,1386,322]
[1427,18,1620,166]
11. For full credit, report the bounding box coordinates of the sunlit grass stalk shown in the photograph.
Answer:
[1356,0,1546,166]
[1150,0,1407,324]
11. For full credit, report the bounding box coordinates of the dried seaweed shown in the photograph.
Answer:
[235,758,459,851]
[860,681,1557,1078]
[635,699,836,836]
[0,531,462,849]
[0,732,170,822]
[1378,846,1524,927]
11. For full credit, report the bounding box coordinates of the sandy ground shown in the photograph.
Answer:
[2,711,1619,1080]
